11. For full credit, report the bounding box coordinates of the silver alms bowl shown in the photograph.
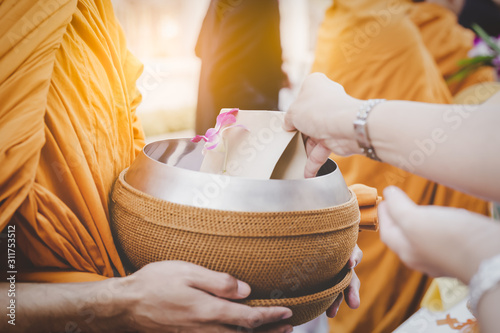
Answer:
[111,138,359,326]
[124,138,351,212]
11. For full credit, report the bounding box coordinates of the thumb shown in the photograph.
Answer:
[304,142,331,178]
[382,186,417,228]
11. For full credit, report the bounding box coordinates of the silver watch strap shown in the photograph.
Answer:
[353,99,385,161]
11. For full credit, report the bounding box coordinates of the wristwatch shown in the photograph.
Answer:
[353,99,385,161]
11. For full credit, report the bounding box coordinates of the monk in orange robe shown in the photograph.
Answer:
[410,1,496,96]
[0,0,144,283]
[0,1,294,331]
[312,1,494,332]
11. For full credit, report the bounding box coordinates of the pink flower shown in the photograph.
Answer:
[473,35,482,46]
[468,39,495,57]
[191,108,246,151]
[494,55,500,77]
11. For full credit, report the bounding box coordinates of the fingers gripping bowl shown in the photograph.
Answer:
[110,138,360,326]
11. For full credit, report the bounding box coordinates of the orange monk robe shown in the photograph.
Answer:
[0,0,145,282]
[410,2,496,96]
[312,1,491,332]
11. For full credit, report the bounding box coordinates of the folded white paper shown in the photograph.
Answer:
[200,110,307,180]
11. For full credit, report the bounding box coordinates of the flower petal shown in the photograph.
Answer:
[192,108,242,151]
[220,124,249,133]
[205,143,219,150]
[215,108,239,129]
[191,135,208,143]
[473,35,482,46]
[204,128,219,141]
[204,134,221,150]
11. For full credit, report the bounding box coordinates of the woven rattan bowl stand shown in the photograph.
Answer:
[111,169,359,326]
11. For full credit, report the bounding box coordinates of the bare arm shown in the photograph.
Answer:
[479,285,500,333]
[285,73,500,202]
[1,278,127,332]
[379,186,500,333]
[369,99,500,202]
[1,261,293,333]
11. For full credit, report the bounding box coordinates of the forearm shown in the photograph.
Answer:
[462,224,500,332]
[477,284,500,333]
[288,74,499,193]
[1,278,131,332]
[458,220,500,284]
[367,100,500,202]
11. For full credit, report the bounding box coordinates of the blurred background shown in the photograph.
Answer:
[111,0,331,142]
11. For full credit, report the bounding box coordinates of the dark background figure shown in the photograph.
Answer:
[413,0,500,36]
[195,0,285,134]
[459,0,500,36]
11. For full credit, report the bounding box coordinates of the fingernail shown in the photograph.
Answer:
[237,281,251,297]
[281,311,293,320]
[284,327,293,333]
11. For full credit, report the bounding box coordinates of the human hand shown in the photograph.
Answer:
[284,73,362,178]
[379,186,500,284]
[326,245,363,318]
[120,261,293,333]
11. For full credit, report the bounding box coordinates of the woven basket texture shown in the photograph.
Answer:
[243,269,352,326]
[110,170,359,326]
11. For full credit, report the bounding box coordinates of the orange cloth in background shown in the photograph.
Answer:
[313,1,491,332]
[0,0,145,282]
[350,184,381,232]
[410,2,496,96]
[350,184,380,208]
[17,271,109,283]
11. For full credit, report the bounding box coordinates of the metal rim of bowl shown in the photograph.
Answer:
[124,138,351,212]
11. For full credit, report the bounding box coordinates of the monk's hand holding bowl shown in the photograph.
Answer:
[284,73,363,178]
[120,261,293,332]
[326,245,363,318]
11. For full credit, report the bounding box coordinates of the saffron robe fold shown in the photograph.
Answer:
[410,2,496,96]
[312,1,492,332]
[0,0,145,282]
